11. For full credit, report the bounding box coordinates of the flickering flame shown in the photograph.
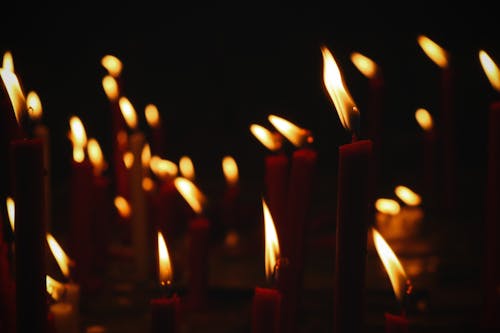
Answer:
[395,185,422,206]
[321,46,359,134]
[415,108,434,131]
[46,275,66,301]
[268,114,313,148]
[88,138,107,176]
[150,156,178,180]
[102,75,119,101]
[263,199,280,281]
[157,231,173,286]
[123,151,134,169]
[119,97,138,130]
[69,116,88,163]
[179,156,195,181]
[375,198,401,215]
[26,91,42,121]
[417,35,449,69]
[372,228,410,301]
[145,104,161,128]
[350,52,378,79]
[141,143,151,168]
[479,50,500,92]
[249,124,282,151]
[174,177,206,214]
[114,196,132,219]
[6,197,14,232]
[0,68,26,124]
[101,55,123,78]
[3,51,14,72]
[142,177,155,192]
[222,156,239,186]
[46,233,74,278]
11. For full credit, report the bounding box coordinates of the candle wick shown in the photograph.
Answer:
[160,280,174,298]
[271,257,290,288]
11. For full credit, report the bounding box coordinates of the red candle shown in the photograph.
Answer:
[0,236,16,333]
[221,155,241,231]
[415,108,437,207]
[264,154,289,238]
[384,313,409,333]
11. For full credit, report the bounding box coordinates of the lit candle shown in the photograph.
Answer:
[145,103,166,157]
[415,108,436,206]
[47,275,79,333]
[221,155,241,245]
[322,45,374,333]
[0,198,15,333]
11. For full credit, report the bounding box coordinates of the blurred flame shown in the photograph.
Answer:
[375,198,401,215]
[142,177,155,192]
[249,124,282,151]
[150,156,178,180]
[0,69,26,124]
[141,143,151,168]
[46,275,66,301]
[179,156,195,181]
[102,75,119,101]
[69,116,88,163]
[395,185,422,206]
[119,97,138,130]
[88,138,107,176]
[479,50,500,92]
[372,228,410,301]
[263,199,280,281]
[145,104,161,128]
[114,196,132,219]
[6,197,14,232]
[117,130,128,148]
[350,52,378,79]
[27,91,43,121]
[46,233,75,278]
[3,51,14,72]
[174,177,206,214]
[157,231,173,286]
[101,55,123,78]
[417,35,449,68]
[268,114,313,148]
[123,151,134,169]
[415,108,434,131]
[222,156,239,186]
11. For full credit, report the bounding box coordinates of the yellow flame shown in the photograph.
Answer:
[375,198,401,215]
[415,108,434,131]
[27,91,42,121]
[142,177,155,192]
[179,156,195,181]
[101,55,123,78]
[157,231,173,286]
[69,116,88,163]
[321,46,359,132]
[174,177,206,214]
[395,185,422,206]
[119,97,138,130]
[479,50,500,92]
[263,199,280,281]
[114,196,132,219]
[268,114,313,148]
[123,151,134,169]
[249,124,282,151]
[372,228,409,301]
[46,233,74,278]
[6,197,15,232]
[102,75,119,102]
[46,275,66,301]
[3,51,14,72]
[88,138,107,176]
[150,156,178,180]
[0,69,26,124]
[145,104,161,128]
[222,156,239,186]
[141,143,151,168]
[350,52,378,79]
[417,35,449,69]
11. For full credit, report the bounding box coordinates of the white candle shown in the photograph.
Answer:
[50,302,78,333]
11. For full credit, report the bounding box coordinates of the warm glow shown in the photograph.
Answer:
[372,228,410,301]
[142,177,155,192]
[0,68,26,124]
[69,116,88,163]
[102,75,119,101]
[179,156,195,181]
[417,35,449,69]
[6,197,14,232]
[350,52,378,79]
[222,156,239,186]
[46,233,74,278]
[150,156,178,180]
[46,275,66,301]
[321,46,359,133]
[123,151,134,169]
[145,104,161,128]
[114,196,132,219]
[263,199,280,281]
[119,97,138,130]
[479,50,500,92]
[375,198,401,215]
[101,55,123,78]
[174,177,206,214]
[268,114,313,148]
[415,108,434,131]
[249,124,282,151]
[141,143,151,168]
[117,130,128,148]
[88,138,107,176]
[27,91,43,121]
[157,231,173,286]
[3,51,14,72]
[395,185,422,206]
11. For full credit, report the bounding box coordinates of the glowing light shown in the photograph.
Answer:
[174,177,206,214]
[417,35,449,68]
[268,114,313,147]
[249,124,282,151]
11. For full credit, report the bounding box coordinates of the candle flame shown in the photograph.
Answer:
[321,46,360,135]
[179,156,195,181]
[101,55,123,78]
[395,185,421,206]
[6,197,15,232]
[350,52,378,79]
[157,231,173,286]
[174,177,206,214]
[142,177,155,192]
[119,97,138,130]
[415,108,434,131]
[372,228,410,301]
[46,275,66,301]
[479,50,500,92]
[0,68,26,125]
[145,104,161,128]
[222,156,239,186]
[375,198,401,215]
[3,51,14,72]
[268,114,313,148]
[123,151,134,169]
[141,143,151,168]
[263,199,280,281]
[102,75,119,102]
[47,233,75,279]
[417,35,449,69]
[114,196,132,219]
[150,156,178,180]
[69,116,88,163]
[88,138,107,176]
[27,91,43,121]
[249,124,282,151]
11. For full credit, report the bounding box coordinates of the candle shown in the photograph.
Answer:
[221,155,241,240]
[46,275,79,333]
[151,231,180,333]
[145,103,167,157]
[415,108,436,206]
[322,46,374,333]
[0,229,15,333]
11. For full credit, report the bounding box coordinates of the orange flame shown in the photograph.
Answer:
[157,231,173,286]
[123,151,134,169]
[222,156,239,186]
[395,185,421,206]
[3,51,14,72]
[0,68,26,124]
[150,156,178,180]
[415,108,434,132]
[174,177,206,214]
[102,75,119,102]
[27,91,43,121]
[46,275,66,301]
[142,177,155,192]
[417,35,449,69]
[101,55,123,78]
[88,138,107,176]
[145,104,161,128]
[375,198,401,215]
[6,197,14,232]
[179,156,195,181]
[350,52,378,79]
[479,50,500,92]
[119,97,138,130]
[114,196,132,219]
[47,233,75,278]
[69,116,88,163]
[249,124,282,151]
[141,143,151,168]
[268,114,313,148]
[263,199,280,281]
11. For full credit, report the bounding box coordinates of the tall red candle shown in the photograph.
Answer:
[0,234,16,333]
[415,108,437,208]
[384,312,409,333]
